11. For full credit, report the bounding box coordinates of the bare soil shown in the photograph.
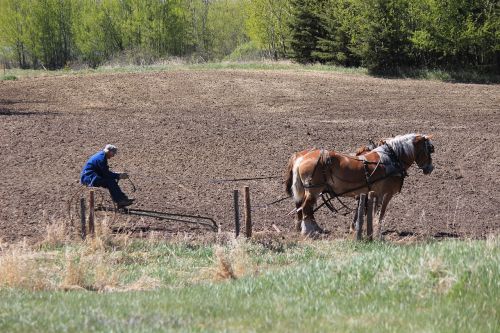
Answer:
[1,69,499,243]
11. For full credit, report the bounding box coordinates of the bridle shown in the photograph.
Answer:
[416,139,434,174]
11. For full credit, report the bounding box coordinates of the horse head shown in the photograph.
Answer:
[414,134,435,174]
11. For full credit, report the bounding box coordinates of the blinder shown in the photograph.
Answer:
[419,138,434,174]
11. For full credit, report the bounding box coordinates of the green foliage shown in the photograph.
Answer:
[0,0,249,68]
[245,0,292,60]
[224,41,267,61]
[34,0,73,69]
[0,0,33,68]
[119,0,190,58]
[0,0,497,72]
[205,0,249,60]
[286,0,499,72]
[288,0,328,63]
[410,0,499,70]
[72,0,123,68]
[312,0,361,66]
[73,0,123,68]
[1,75,17,81]
[354,0,416,72]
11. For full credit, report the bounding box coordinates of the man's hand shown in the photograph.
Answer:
[119,173,129,179]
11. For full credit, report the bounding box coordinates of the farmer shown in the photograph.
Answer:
[80,144,134,207]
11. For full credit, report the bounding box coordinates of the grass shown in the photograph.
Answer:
[0,222,498,333]
[3,60,498,83]
[0,74,17,80]
[0,60,368,80]
[371,67,500,84]
[0,61,367,79]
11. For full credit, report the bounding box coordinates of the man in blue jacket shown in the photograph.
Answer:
[80,144,134,207]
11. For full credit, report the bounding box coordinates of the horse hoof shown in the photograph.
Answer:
[301,220,323,237]
[295,221,302,232]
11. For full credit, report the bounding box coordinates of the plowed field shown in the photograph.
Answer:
[1,69,499,242]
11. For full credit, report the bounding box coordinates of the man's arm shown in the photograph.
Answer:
[96,154,120,180]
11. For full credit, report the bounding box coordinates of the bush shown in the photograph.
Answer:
[1,75,17,81]
[224,41,270,62]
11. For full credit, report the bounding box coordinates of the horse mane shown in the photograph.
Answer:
[376,133,418,162]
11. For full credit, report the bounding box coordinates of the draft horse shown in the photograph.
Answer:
[284,133,435,236]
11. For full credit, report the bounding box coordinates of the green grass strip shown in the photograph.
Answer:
[1,238,498,332]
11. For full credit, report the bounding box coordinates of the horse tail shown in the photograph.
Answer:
[284,153,297,196]
[285,152,306,206]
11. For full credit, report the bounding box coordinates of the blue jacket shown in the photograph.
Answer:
[80,151,119,186]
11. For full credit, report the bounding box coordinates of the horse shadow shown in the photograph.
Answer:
[382,229,460,240]
[0,107,55,116]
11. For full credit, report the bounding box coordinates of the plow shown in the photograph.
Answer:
[67,183,218,238]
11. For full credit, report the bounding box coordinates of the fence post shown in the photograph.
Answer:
[233,189,240,238]
[243,186,252,238]
[366,191,375,241]
[89,189,95,237]
[356,193,367,241]
[80,197,86,240]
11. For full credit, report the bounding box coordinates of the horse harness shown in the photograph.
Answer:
[304,144,410,214]
[306,145,408,189]
[303,149,354,214]
[360,143,408,192]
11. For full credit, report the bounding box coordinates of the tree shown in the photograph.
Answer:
[246,0,292,60]
[411,0,499,71]
[0,0,32,68]
[288,0,327,63]
[350,0,415,72]
[72,0,124,68]
[30,0,73,69]
[312,0,360,66]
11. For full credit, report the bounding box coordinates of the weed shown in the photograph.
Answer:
[1,74,17,80]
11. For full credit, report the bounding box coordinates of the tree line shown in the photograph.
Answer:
[0,0,498,73]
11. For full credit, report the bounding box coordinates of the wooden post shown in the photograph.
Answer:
[233,189,240,237]
[88,190,95,236]
[356,193,367,241]
[366,191,375,241]
[243,186,252,238]
[80,198,86,240]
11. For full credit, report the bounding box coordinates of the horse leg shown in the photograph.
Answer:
[295,202,303,232]
[300,191,323,236]
[350,195,360,233]
[376,193,392,240]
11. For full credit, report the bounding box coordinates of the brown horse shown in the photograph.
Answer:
[284,134,434,236]
[284,140,381,232]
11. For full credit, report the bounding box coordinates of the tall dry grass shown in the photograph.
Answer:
[207,239,257,281]
[0,242,56,290]
[0,218,157,292]
[2,217,254,292]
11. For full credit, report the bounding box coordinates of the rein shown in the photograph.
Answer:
[255,194,292,208]
[211,175,281,183]
[127,178,137,192]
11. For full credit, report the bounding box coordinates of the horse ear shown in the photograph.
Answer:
[425,134,434,140]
